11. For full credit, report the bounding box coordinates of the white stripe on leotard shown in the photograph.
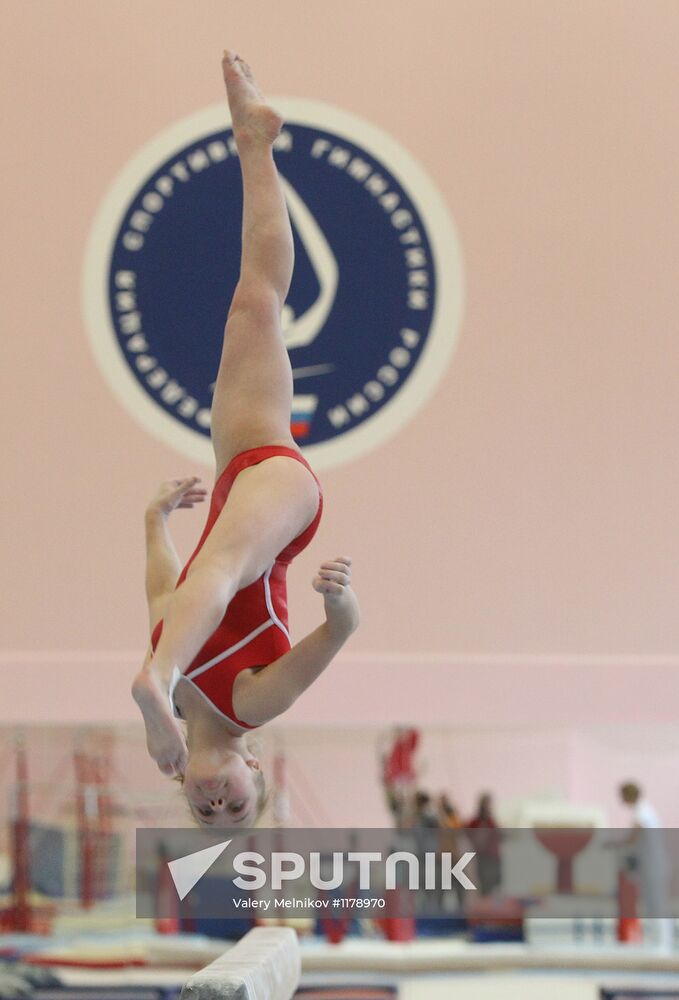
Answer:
[184,618,275,681]
[168,666,183,711]
[173,673,253,732]
[263,565,290,642]
[169,619,275,726]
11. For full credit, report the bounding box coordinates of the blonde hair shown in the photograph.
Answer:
[252,766,268,820]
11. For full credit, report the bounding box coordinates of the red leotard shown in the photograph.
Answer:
[150,446,323,731]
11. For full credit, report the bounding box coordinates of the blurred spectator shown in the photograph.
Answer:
[438,792,462,853]
[438,793,465,910]
[619,781,673,951]
[413,790,439,829]
[467,792,502,895]
[410,790,440,913]
[438,793,462,830]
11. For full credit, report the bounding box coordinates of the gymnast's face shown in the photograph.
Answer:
[183,750,261,827]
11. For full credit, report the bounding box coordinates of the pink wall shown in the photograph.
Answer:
[2,1,679,757]
[4,722,676,829]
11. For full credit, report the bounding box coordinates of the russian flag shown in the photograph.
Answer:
[291,394,318,439]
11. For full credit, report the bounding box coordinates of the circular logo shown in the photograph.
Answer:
[83,101,464,469]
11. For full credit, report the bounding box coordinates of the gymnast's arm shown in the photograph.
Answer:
[235,557,360,725]
[144,477,207,631]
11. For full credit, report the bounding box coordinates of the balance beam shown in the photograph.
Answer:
[180,927,300,1000]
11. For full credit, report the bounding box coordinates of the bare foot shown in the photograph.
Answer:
[221,49,282,147]
[132,670,188,777]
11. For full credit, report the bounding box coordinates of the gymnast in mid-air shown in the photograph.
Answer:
[132,51,359,826]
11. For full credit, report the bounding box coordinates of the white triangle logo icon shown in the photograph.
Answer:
[167,840,232,901]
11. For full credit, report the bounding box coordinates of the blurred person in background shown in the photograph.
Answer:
[438,793,462,830]
[438,793,465,911]
[618,781,673,951]
[411,790,440,913]
[467,792,502,895]
[413,790,439,829]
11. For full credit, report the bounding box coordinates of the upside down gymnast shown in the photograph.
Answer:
[132,51,360,827]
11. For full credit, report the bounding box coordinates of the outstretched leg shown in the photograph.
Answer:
[211,52,297,476]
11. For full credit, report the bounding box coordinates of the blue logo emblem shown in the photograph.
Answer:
[84,102,463,468]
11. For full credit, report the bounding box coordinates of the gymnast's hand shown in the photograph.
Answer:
[313,556,360,637]
[146,477,208,519]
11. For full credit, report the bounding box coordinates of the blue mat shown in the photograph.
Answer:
[600,991,679,999]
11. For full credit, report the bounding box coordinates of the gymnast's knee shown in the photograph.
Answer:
[228,277,285,322]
